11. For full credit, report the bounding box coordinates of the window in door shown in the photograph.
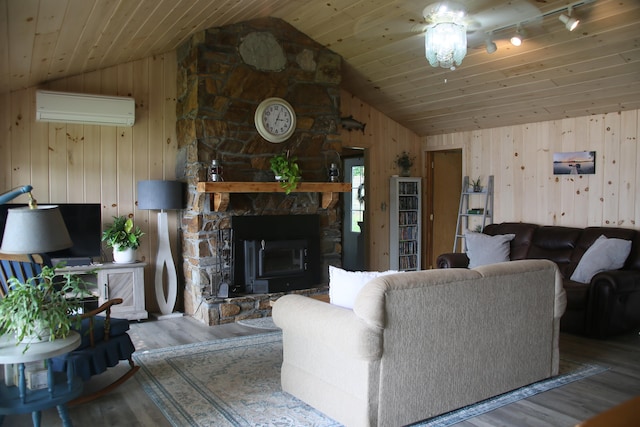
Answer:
[342,156,365,270]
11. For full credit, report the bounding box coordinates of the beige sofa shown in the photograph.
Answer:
[272,259,566,427]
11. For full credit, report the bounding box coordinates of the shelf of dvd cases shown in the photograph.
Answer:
[389,176,421,271]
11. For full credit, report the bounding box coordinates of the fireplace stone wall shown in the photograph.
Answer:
[175,18,344,325]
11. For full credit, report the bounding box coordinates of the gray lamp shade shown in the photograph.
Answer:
[137,180,183,210]
[0,206,73,254]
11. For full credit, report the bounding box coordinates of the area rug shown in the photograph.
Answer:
[235,317,280,331]
[133,332,607,427]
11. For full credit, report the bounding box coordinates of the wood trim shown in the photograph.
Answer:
[196,182,352,211]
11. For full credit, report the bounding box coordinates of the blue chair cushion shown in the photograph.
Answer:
[51,333,136,381]
[74,316,131,350]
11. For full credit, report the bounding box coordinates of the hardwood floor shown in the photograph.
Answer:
[6,316,640,427]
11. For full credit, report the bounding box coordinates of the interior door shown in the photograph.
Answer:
[342,156,365,270]
[428,150,462,267]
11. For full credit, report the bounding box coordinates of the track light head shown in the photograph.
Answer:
[485,38,497,54]
[510,25,526,46]
[559,13,579,31]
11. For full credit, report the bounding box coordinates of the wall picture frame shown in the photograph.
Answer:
[553,151,596,175]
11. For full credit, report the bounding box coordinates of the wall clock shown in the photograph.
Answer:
[254,97,296,143]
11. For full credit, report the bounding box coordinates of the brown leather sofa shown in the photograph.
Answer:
[436,222,640,339]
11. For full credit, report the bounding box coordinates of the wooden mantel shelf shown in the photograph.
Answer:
[197,182,352,211]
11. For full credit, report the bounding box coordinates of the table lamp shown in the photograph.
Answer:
[137,180,183,319]
[0,185,72,257]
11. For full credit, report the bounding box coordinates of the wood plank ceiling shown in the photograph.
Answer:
[1,0,639,136]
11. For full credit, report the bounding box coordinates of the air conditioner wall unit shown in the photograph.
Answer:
[36,90,135,127]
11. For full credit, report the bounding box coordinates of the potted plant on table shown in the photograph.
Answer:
[270,151,301,194]
[102,216,144,264]
[0,265,92,352]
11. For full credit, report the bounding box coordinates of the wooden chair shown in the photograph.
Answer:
[0,253,139,405]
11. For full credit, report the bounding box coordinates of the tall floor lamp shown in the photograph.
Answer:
[137,180,183,319]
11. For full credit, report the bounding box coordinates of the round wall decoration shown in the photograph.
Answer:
[254,97,296,143]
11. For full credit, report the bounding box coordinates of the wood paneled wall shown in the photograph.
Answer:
[0,52,178,313]
[424,110,640,229]
[340,89,423,271]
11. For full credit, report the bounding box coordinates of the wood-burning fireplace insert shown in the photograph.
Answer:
[231,215,321,294]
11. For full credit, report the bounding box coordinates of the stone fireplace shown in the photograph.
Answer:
[175,18,344,325]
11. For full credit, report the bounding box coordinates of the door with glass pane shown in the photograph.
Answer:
[342,156,365,270]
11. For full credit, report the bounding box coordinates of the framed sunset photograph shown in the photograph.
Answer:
[553,151,596,175]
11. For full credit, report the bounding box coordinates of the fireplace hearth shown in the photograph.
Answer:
[232,215,321,295]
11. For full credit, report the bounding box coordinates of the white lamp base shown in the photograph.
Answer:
[151,311,184,320]
[153,211,181,319]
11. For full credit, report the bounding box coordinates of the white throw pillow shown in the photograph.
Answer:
[329,266,399,309]
[570,235,632,284]
[465,231,516,268]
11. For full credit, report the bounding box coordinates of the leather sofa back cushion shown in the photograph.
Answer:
[528,226,582,278]
[483,222,537,260]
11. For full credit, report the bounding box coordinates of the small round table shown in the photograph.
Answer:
[0,332,82,427]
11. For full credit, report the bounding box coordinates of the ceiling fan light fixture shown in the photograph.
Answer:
[423,2,468,69]
[559,13,579,31]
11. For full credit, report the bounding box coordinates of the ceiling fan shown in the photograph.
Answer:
[353,1,543,43]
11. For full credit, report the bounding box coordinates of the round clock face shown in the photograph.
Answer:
[254,97,296,143]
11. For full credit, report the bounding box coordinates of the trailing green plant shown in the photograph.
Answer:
[102,216,144,251]
[0,264,93,352]
[270,151,301,194]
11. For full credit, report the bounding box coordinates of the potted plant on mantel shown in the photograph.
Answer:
[270,151,301,194]
[102,216,144,264]
[0,265,92,352]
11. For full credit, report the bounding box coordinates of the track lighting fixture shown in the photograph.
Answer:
[510,25,525,46]
[485,37,497,54]
[559,6,579,31]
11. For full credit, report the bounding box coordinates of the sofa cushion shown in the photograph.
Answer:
[572,227,639,271]
[484,222,537,260]
[528,226,582,278]
[464,231,515,268]
[570,235,632,283]
[329,266,398,309]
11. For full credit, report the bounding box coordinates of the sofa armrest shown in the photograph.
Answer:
[591,269,640,293]
[587,270,640,338]
[272,294,382,360]
[436,252,469,268]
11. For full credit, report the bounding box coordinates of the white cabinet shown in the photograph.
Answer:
[97,262,148,320]
[56,262,147,320]
[389,177,422,271]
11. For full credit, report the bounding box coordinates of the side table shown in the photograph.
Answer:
[0,332,82,427]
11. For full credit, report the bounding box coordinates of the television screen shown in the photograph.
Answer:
[0,203,102,261]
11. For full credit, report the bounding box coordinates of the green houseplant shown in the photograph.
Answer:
[270,151,301,194]
[102,216,144,263]
[0,265,92,351]
[471,177,483,192]
[395,151,415,176]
